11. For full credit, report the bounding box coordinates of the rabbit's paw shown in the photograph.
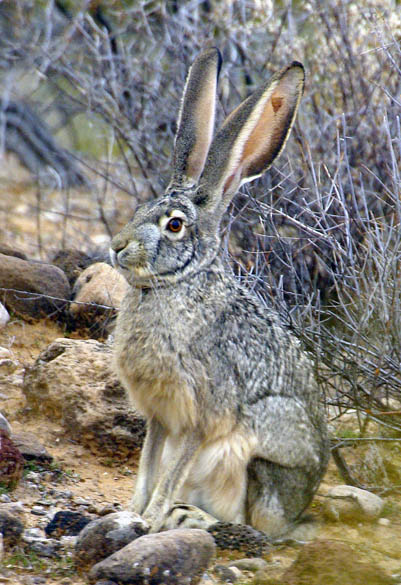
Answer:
[160,503,218,531]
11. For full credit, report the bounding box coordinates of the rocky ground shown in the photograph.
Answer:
[0,159,401,584]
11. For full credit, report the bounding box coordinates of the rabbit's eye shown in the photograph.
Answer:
[166,217,184,233]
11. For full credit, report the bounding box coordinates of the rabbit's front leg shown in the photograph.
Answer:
[141,430,202,532]
[131,417,166,515]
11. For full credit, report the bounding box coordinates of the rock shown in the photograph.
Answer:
[0,429,24,488]
[0,302,9,328]
[89,528,216,585]
[22,338,145,456]
[51,249,94,287]
[46,511,93,537]
[378,517,391,526]
[0,244,27,260]
[31,505,47,516]
[0,412,12,436]
[0,508,25,548]
[214,564,241,582]
[207,522,270,557]
[0,253,71,320]
[23,533,60,557]
[69,262,129,337]
[278,539,394,585]
[75,511,149,571]
[0,355,19,377]
[323,485,384,522]
[11,431,53,463]
[229,558,268,572]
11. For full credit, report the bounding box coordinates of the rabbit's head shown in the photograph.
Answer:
[111,49,304,287]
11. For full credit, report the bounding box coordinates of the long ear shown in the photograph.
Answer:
[168,48,222,190]
[197,62,304,213]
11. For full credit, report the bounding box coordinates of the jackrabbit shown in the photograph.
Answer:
[111,48,329,538]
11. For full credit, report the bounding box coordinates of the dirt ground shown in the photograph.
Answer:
[0,319,400,585]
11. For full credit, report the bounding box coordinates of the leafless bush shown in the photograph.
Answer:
[1,1,400,479]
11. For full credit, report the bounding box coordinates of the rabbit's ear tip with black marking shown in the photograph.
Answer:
[196,57,305,214]
[170,48,222,189]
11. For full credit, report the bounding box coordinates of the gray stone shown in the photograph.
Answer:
[22,338,145,456]
[31,505,47,516]
[0,509,25,548]
[75,511,149,571]
[228,558,268,572]
[214,564,240,582]
[323,485,384,522]
[0,252,70,320]
[89,529,216,585]
[29,538,59,557]
[12,431,53,463]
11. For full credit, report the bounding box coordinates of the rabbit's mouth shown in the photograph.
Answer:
[110,247,157,284]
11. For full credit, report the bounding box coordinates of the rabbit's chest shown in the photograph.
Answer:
[113,289,202,431]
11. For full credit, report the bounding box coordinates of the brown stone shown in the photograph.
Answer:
[0,253,70,320]
[22,338,145,457]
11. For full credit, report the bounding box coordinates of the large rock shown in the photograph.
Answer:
[0,252,70,320]
[22,338,145,456]
[323,485,384,522]
[275,539,394,585]
[75,511,149,571]
[69,262,129,337]
[88,529,216,585]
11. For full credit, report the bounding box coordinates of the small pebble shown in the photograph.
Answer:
[60,535,77,548]
[31,506,47,516]
[74,497,91,506]
[229,558,268,572]
[25,472,41,483]
[214,564,241,583]
[24,528,43,540]
[378,518,391,526]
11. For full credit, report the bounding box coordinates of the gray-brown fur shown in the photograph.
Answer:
[111,49,329,538]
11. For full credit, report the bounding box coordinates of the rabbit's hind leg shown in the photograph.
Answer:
[246,458,316,539]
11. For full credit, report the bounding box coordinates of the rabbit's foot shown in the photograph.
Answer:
[158,503,218,531]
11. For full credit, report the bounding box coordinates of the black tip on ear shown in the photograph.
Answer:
[290,61,304,70]
[205,47,223,79]
[214,48,223,78]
